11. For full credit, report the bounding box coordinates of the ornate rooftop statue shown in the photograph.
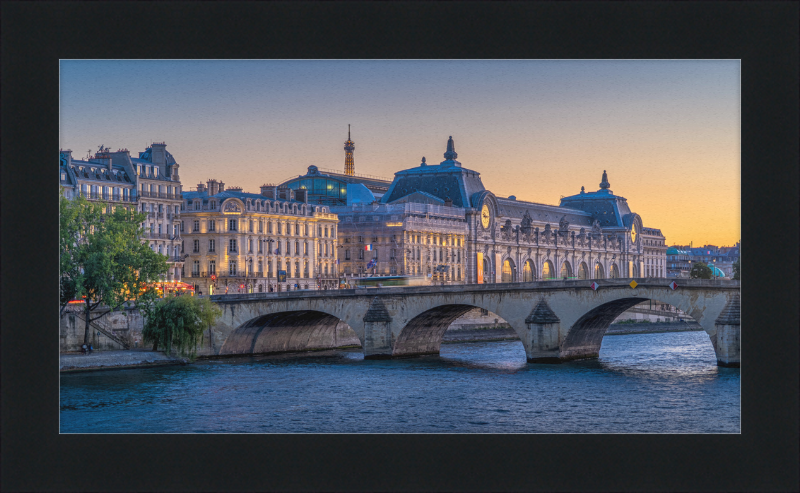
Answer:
[599,170,610,189]
[443,136,458,161]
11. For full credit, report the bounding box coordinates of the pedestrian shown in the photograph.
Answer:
[81,344,87,355]
[88,344,93,354]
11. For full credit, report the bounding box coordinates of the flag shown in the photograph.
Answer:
[364,245,372,251]
[274,248,280,254]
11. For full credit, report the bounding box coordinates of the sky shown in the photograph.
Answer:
[60,60,740,246]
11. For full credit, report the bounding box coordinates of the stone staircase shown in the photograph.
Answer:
[73,312,130,349]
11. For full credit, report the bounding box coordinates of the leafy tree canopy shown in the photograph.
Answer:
[142,296,222,359]
[60,194,169,343]
[732,259,740,280]
[690,261,713,279]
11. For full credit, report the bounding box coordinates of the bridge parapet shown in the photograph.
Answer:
[205,279,739,367]
[209,279,739,303]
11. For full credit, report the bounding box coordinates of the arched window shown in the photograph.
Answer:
[482,258,491,282]
[578,262,589,280]
[609,263,619,279]
[501,259,515,283]
[522,260,536,282]
[594,262,605,279]
[542,260,554,279]
[560,261,573,279]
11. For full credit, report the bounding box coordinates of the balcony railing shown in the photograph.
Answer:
[80,191,135,202]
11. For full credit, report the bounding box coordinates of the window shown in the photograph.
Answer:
[249,239,253,253]
[258,240,263,253]
[268,222,273,233]
[318,226,322,237]
[229,219,237,231]
[194,202,200,211]
[358,236,363,243]
[193,240,199,253]
[277,223,282,235]
[295,223,300,235]
[295,241,300,255]
[209,220,215,231]
[304,242,308,255]
[209,239,215,252]
[180,221,184,232]
[209,260,216,275]
[193,220,199,232]
[359,249,364,260]
[158,224,162,234]
[345,249,351,260]
[250,220,254,232]
[154,167,159,178]
[229,261,237,276]
[174,225,179,237]
[229,239,237,252]
[259,220,263,233]
[192,260,200,275]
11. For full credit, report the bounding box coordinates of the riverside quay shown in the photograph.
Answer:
[201,279,740,367]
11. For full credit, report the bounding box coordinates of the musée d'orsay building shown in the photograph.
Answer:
[279,133,667,285]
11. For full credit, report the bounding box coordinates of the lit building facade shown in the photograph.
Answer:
[180,180,339,294]
[59,143,185,282]
[282,134,668,284]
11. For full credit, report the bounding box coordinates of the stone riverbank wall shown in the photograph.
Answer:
[60,306,145,352]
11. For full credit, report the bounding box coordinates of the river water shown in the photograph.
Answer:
[60,331,740,433]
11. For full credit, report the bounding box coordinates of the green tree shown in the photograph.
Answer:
[60,194,168,344]
[142,296,222,359]
[732,258,740,280]
[690,261,713,279]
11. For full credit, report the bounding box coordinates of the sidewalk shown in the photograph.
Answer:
[60,349,190,372]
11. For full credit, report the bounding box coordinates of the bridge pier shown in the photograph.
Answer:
[713,294,740,368]
[525,299,563,363]
[362,297,395,359]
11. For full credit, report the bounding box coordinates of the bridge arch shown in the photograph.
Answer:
[392,303,519,358]
[220,309,362,356]
[556,288,729,362]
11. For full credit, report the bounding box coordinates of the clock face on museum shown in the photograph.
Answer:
[481,204,491,229]
[631,223,637,243]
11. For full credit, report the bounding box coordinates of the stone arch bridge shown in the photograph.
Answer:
[202,279,740,367]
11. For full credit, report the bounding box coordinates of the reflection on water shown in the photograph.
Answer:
[60,331,739,434]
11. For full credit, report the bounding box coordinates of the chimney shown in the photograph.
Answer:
[207,179,218,196]
[218,181,225,192]
[151,142,167,165]
[444,197,453,207]
[260,184,276,198]
[197,183,206,192]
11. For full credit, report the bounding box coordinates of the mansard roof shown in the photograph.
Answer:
[138,146,177,165]
[558,171,633,228]
[495,196,594,227]
[68,158,133,183]
[381,138,486,208]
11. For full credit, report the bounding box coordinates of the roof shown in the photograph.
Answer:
[68,159,133,184]
[183,189,302,205]
[279,165,392,194]
[666,247,688,255]
[558,172,633,228]
[381,138,486,208]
